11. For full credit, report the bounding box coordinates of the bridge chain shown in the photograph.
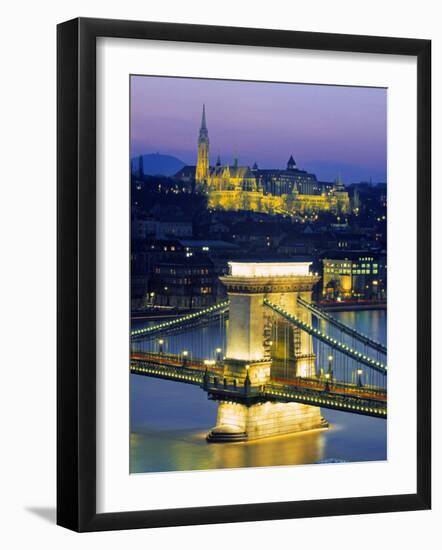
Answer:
[297,296,387,355]
[131,300,229,341]
[264,299,387,375]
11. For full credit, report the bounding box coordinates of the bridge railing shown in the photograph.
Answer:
[130,352,387,418]
[270,375,386,400]
[131,350,386,396]
[202,375,387,417]
[130,351,224,374]
[263,385,387,418]
[130,360,205,386]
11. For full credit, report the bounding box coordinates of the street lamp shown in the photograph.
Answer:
[327,354,333,381]
[215,347,222,362]
[182,350,188,365]
[158,339,164,354]
[147,291,155,306]
[357,368,363,387]
[244,364,251,394]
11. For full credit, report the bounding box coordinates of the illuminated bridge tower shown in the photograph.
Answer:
[207,261,327,442]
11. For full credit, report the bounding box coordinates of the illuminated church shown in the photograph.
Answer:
[175,105,350,215]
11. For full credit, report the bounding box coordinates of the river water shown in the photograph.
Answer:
[130,309,387,473]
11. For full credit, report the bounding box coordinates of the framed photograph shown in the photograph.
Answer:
[57,17,431,532]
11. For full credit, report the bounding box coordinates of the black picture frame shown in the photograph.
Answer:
[57,17,431,532]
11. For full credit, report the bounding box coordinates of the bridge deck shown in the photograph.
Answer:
[130,352,387,419]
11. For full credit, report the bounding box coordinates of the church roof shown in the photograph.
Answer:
[229,165,254,178]
[209,164,254,178]
[255,168,317,180]
[210,165,227,176]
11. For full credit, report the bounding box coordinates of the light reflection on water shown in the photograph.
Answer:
[130,426,326,473]
[130,309,387,473]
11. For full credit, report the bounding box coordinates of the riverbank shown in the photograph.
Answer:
[315,301,386,312]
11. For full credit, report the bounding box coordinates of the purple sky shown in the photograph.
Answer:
[130,75,387,183]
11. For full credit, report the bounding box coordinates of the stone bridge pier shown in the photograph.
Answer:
[207,261,328,442]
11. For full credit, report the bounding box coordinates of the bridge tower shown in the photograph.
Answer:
[207,261,327,442]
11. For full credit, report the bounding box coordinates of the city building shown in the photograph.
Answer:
[130,239,184,310]
[278,232,331,257]
[178,239,240,256]
[131,211,193,239]
[131,214,158,239]
[148,254,218,310]
[322,251,386,301]
[156,219,193,238]
[175,105,350,216]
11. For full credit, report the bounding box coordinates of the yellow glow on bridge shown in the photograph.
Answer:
[228,261,312,278]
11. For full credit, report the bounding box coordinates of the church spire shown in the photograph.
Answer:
[196,104,210,186]
[198,104,209,141]
[201,104,207,130]
[233,150,238,169]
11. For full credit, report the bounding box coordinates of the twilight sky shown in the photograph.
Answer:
[130,75,387,183]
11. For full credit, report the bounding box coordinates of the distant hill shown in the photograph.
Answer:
[131,153,186,177]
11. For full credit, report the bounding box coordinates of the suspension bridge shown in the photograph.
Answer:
[131,261,387,442]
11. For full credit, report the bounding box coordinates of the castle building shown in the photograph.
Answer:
[175,105,350,216]
[254,156,318,196]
